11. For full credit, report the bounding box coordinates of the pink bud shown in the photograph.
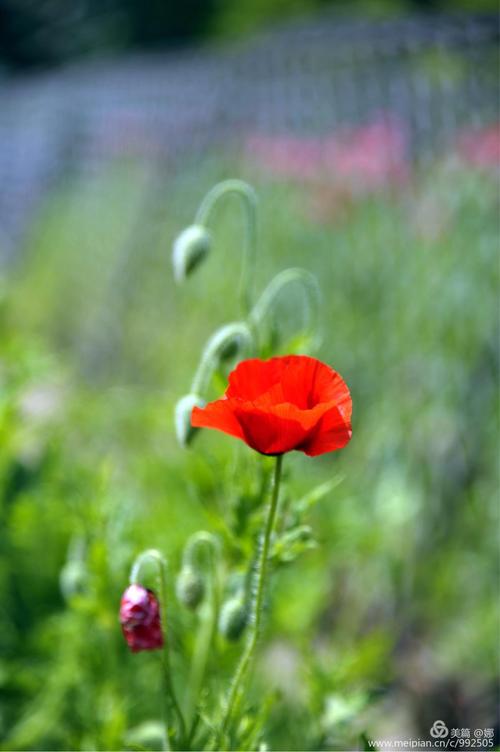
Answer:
[119,584,164,653]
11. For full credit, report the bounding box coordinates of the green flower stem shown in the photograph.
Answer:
[217,454,284,746]
[130,550,186,749]
[183,534,221,736]
[158,560,187,750]
[195,179,258,313]
[248,267,322,352]
[186,580,220,743]
[190,322,253,396]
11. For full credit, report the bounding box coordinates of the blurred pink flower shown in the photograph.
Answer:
[245,116,409,192]
[456,123,500,170]
[245,134,324,180]
[323,118,409,191]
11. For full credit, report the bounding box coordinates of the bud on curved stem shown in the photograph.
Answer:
[176,531,220,611]
[179,532,222,737]
[194,179,258,313]
[190,322,254,396]
[172,225,212,283]
[249,268,322,352]
[176,566,205,611]
[175,323,253,450]
[182,531,221,569]
[60,534,87,600]
[218,595,247,642]
[130,549,186,750]
[174,393,205,448]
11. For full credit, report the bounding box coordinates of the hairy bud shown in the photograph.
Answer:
[59,560,86,600]
[172,225,211,283]
[218,597,248,642]
[175,566,205,610]
[174,393,205,448]
[120,584,164,653]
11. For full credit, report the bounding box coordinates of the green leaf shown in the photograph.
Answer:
[295,475,344,515]
[271,525,317,564]
[124,720,165,751]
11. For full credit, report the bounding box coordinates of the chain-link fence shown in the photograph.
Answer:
[0,10,498,387]
[0,11,498,258]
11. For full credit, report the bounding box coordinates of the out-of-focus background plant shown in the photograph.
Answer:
[0,1,499,750]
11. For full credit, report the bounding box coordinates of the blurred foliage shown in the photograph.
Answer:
[1,0,499,70]
[0,144,498,750]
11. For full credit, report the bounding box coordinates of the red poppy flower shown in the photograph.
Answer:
[120,584,164,653]
[191,355,352,456]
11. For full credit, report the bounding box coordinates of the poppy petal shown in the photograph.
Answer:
[251,394,333,430]
[233,403,310,455]
[226,358,283,400]
[313,368,352,421]
[190,355,352,457]
[191,399,245,441]
[300,405,352,456]
[277,355,325,409]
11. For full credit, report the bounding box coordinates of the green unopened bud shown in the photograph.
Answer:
[59,560,86,600]
[190,322,254,396]
[174,393,205,448]
[176,566,205,610]
[249,267,322,353]
[218,597,247,641]
[125,721,166,751]
[218,329,251,362]
[172,225,211,283]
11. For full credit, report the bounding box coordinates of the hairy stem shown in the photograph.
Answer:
[185,535,221,738]
[248,267,322,352]
[158,557,187,749]
[131,550,186,749]
[217,454,283,747]
[195,179,257,313]
[190,322,253,396]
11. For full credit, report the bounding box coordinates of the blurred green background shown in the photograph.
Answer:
[0,2,499,751]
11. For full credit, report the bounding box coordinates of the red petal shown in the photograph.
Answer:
[191,356,352,457]
[276,355,322,408]
[312,366,352,421]
[233,403,311,454]
[226,358,284,400]
[251,391,332,429]
[227,355,351,415]
[191,399,245,441]
[300,405,352,457]
[122,622,164,652]
[278,354,351,414]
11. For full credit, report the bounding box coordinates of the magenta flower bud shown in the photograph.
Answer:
[119,584,164,653]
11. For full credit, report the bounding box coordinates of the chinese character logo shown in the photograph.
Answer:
[430,720,449,739]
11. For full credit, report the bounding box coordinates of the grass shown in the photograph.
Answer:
[0,148,498,750]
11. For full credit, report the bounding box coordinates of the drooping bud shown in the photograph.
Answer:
[119,584,164,653]
[192,179,258,311]
[59,535,87,600]
[172,225,211,283]
[125,721,166,751]
[218,596,248,642]
[218,326,253,362]
[249,267,322,353]
[189,322,254,398]
[59,560,86,600]
[175,566,205,610]
[174,393,205,448]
